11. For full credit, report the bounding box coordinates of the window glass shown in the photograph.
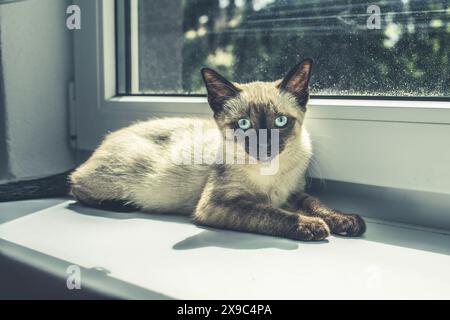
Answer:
[131,0,450,98]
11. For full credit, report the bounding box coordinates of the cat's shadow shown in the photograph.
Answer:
[67,202,328,251]
[173,229,303,250]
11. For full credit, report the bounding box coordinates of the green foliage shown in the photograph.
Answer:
[181,0,449,97]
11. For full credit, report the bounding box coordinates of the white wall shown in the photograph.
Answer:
[0,0,74,180]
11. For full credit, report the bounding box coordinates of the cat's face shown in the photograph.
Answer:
[201,59,313,161]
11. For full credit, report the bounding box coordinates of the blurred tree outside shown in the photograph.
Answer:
[138,0,449,97]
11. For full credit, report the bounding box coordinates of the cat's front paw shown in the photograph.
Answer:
[294,216,330,241]
[324,212,366,237]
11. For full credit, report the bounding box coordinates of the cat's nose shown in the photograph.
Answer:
[258,144,273,157]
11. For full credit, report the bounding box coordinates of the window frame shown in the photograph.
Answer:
[74,0,450,194]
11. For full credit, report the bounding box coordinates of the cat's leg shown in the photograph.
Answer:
[285,192,366,237]
[193,192,330,241]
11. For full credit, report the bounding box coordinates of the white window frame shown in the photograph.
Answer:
[74,0,450,195]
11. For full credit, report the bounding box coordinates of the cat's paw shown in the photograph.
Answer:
[294,216,330,241]
[325,212,366,237]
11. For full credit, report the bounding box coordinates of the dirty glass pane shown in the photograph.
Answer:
[135,0,450,98]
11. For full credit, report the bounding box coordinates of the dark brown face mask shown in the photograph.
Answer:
[233,129,281,162]
[200,59,313,162]
[201,58,313,115]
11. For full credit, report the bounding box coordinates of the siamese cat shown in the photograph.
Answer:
[70,59,366,241]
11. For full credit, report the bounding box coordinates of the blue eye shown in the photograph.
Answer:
[275,115,288,127]
[238,118,251,130]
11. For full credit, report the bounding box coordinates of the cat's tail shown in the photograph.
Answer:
[0,169,140,212]
[0,170,73,202]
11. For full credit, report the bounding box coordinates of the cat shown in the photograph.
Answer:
[70,59,366,241]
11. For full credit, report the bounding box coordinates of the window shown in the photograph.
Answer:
[117,0,449,98]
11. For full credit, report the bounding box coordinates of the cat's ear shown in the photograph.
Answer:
[277,58,313,110]
[201,68,241,114]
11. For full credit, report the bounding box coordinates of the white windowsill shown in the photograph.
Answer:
[1,199,450,299]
